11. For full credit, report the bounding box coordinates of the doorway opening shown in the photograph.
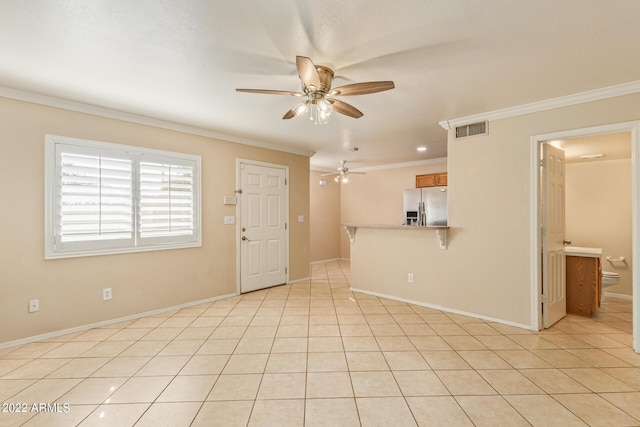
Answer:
[531,121,640,353]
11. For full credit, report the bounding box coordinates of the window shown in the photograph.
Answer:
[45,135,201,259]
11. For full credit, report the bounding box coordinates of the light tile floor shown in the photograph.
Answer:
[0,260,638,426]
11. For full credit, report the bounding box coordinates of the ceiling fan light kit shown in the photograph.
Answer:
[323,160,364,183]
[236,55,394,124]
[292,96,334,125]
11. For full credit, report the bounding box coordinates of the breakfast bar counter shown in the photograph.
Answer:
[342,223,449,249]
[341,222,534,331]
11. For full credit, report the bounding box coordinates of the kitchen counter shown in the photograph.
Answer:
[341,223,448,230]
[342,223,449,249]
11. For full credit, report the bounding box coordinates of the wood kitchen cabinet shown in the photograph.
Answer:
[416,173,447,188]
[566,255,601,317]
[435,173,447,186]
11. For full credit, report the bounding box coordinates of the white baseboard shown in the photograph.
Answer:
[309,258,350,264]
[289,276,310,285]
[310,258,342,265]
[350,287,536,331]
[0,293,236,350]
[604,292,633,300]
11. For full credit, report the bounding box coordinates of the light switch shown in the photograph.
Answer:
[298,215,304,222]
[224,216,235,225]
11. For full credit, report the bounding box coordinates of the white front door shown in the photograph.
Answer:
[239,162,287,293]
[542,143,567,328]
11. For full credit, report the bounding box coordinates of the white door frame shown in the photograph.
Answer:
[529,121,640,352]
[235,158,290,295]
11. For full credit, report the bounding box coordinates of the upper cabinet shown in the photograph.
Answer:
[416,174,436,187]
[416,173,447,188]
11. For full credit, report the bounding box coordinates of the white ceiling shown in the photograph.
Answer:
[1,1,639,170]
[558,132,632,164]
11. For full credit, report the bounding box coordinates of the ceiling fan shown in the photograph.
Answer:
[236,55,395,124]
[321,160,365,183]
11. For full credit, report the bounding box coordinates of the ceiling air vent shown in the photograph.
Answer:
[455,121,488,139]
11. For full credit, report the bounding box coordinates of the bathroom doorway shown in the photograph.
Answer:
[531,121,640,353]
[561,132,632,303]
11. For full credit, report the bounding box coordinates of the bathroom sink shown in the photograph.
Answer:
[564,246,602,257]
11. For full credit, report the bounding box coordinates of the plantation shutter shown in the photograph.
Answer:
[139,157,195,241]
[56,145,134,248]
[46,135,201,259]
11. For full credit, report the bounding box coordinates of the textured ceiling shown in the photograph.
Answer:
[1,0,639,170]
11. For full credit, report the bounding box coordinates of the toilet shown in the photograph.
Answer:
[601,270,620,302]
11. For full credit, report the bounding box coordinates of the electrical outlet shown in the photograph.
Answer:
[407,273,414,283]
[29,299,39,313]
[102,288,112,301]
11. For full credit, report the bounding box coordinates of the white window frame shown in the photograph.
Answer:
[45,134,201,259]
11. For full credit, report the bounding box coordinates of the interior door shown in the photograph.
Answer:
[542,143,567,328]
[240,162,287,293]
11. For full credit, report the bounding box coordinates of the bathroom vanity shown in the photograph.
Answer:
[565,246,602,317]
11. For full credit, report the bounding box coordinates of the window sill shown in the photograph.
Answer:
[45,240,202,260]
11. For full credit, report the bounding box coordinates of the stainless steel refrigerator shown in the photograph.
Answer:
[403,187,447,226]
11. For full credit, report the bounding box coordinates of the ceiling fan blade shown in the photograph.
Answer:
[330,99,364,118]
[329,81,395,96]
[348,171,366,175]
[236,88,304,96]
[320,172,340,177]
[296,56,321,90]
[282,108,297,119]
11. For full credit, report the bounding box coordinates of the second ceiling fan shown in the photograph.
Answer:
[321,160,365,183]
[236,56,395,124]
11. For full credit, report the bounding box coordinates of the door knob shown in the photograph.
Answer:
[563,240,572,245]
[242,236,252,241]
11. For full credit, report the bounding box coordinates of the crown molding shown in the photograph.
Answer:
[439,80,640,130]
[311,158,446,173]
[0,86,316,158]
[347,158,447,172]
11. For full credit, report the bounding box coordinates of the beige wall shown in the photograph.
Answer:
[339,162,447,258]
[0,97,310,345]
[309,170,341,262]
[566,158,633,296]
[349,93,640,328]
